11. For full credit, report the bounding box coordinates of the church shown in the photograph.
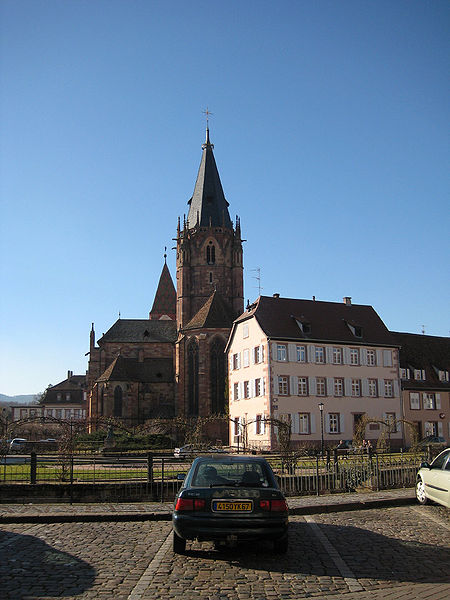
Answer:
[86,127,244,436]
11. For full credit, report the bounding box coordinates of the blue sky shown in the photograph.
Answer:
[1,0,449,396]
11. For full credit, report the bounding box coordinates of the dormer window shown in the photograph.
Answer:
[438,370,449,382]
[414,369,426,381]
[294,318,311,334]
[347,322,363,338]
[206,242,215,264]
[400,368,410,379]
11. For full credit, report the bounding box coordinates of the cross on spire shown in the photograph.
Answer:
[203,107,213,128]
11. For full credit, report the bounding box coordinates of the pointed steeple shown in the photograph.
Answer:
[186,128,232,229]
[149,258,176,320]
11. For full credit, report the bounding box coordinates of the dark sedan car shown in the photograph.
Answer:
[172,455,289,554]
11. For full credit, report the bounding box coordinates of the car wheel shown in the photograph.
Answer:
[173,531,186,554]
[273,534,288,554]
[416,478,428,505]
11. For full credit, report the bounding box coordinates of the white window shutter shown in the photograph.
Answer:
[308,345,315,363]
[274,376,279,395]
[272,342,277,360]
[344,378,352,396]
[339,414,345,434]
[436,393,441,409]
[292,412,299,434]
[343,348,351,365]
[325,346,333,364]
[251,348,255,365]
[327,377,334,396]
[360,349,367,366]
[310,414,316,434]
[237,353,241,369]
[378,379,385,397]
[250,380,256,398]
[288,343,296,362]
[262,417,266,434]
[393,380,400,397]
[376,349,383,366]
[383,350,393,367]
[437,422,443,437]
[309,377,317,396]
[261,377,265,395]
[362,378,369,397]
[325,413,331,434]
[290,376,298,396]
[229,356,233,371]
[261,345,265,362]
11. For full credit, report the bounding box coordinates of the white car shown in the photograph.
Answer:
[9,438,28,453]
[416,448,450,508]
[174,444,227,458]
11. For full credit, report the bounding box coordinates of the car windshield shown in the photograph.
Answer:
[191,460,272,488]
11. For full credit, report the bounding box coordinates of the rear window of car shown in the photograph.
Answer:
[191,460,273,487]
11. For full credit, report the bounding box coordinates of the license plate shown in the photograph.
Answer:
[212,500,253,512]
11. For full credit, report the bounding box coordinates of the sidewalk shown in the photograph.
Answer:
[0,488,415,524]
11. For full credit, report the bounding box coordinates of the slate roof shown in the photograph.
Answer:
[47,375,87,391]
[98,319,177,345]
[234,296,397,346]
[97,356,174,383]
[149,262,176,320]
[391,331,450,390]
[183,290,235,331]
[186,129,233,229]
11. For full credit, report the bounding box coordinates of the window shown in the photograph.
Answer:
[243,323,249,338]
[254,346,263,364]
[424,421,438,437]
[410,392,420,410]
[423,393,440,410]
[56,409,62,418]
[367,349,376,366]
[334,378,344,397]
[332,347,342,364]
[46,409,53,417]
[438,370,449,382]
[74,409,80,418]
[296,345,306,362]
[298,377,308,396]
[243,349,249,367]
[255,378,263,396]
[233,383,239,401]
[316,377,326,396]
[385,413,397,432]
[329,413,340,434]
[233,353,240,370]
[56,393,62,402]
[350,348,359,365]
[243,381,250,399]
[233,419,240,436]
[206,242,215,264]
[351,379,361,397]
[255,414,263,435]
[65,393,71,401]
[384,380,393,397]
[315,346,325,363]
[277,344,287,361]
[368,379,378,397]
[278,376,289,395]
[414,369,425,381]
[298,413,310,434]
[400,368,410,379]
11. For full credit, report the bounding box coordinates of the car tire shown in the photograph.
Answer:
[273,534,288,554]
[416,478,428,505]
[173,531,186,554]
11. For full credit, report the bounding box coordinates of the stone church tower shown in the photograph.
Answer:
[175,128,244,420]
[86,127,243,438]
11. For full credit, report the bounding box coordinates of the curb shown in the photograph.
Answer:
[0,496,416,524]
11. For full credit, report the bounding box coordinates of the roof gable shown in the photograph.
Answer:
[98,319,177,344]
[183,290,235,331]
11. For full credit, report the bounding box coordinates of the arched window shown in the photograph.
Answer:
[210,337,226,414]
[113,386,123,417]
[206,242,215,264]
[187,339,199,416]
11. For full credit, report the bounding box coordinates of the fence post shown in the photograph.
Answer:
[316,455,320,496]
[160,457,165,503]
[30,452,37,484]
[147,453,153,484]
[375,453,380,491]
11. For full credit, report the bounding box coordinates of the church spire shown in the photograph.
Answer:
[149,257,176,321]
[186,128,232,229]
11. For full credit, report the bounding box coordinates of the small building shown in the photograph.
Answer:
[392,332,450,446]
[227,295,403,451]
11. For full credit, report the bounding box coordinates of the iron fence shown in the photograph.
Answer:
[0,451,428,501]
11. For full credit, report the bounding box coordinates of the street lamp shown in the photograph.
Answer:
[318,402,324,457]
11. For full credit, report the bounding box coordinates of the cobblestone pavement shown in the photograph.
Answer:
[1,504,448,600]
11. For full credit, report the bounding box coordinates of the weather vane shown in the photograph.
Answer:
[203,107,213,127]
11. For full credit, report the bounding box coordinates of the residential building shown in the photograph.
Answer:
[392,332,450,446]
[227,295,403,451]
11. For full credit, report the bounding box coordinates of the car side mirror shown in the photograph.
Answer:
[420,461,431,469]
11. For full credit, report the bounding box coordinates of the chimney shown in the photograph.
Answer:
[343,297,352,306]
[67,370,73,380]
[273,293,280,299]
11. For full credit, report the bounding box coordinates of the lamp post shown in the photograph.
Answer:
[318,402,324,458]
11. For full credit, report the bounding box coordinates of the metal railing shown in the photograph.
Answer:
[0,451,427,501]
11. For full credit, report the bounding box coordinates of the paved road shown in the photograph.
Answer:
[1,504,449,600]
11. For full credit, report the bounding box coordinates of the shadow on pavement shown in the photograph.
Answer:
[185,521,450,584]
[0,530,96,598]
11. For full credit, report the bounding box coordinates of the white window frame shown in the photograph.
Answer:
[298,377,308,396]
[332,347,342,364]
[277,344,287,361]
[366,349,376,366]
[296,345,306,362]
[334,378,344,397]
[243,349,250,368]
[278,376,289,395]
[243,323,249,338]
[410,392,420,410]
[316,377,326,396]
[368,379,378,397]
[298,413,310,434]
[328,413,340,434]
[384,380,393,398]
[315,346,325,364]
[350,348,359,365]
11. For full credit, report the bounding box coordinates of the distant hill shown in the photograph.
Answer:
[0,394,37,405]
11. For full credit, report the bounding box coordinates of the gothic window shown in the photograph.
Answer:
[210,337,226,414]
[113,386,123,417]
[206,242,216,264]
[188,339,199,416]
